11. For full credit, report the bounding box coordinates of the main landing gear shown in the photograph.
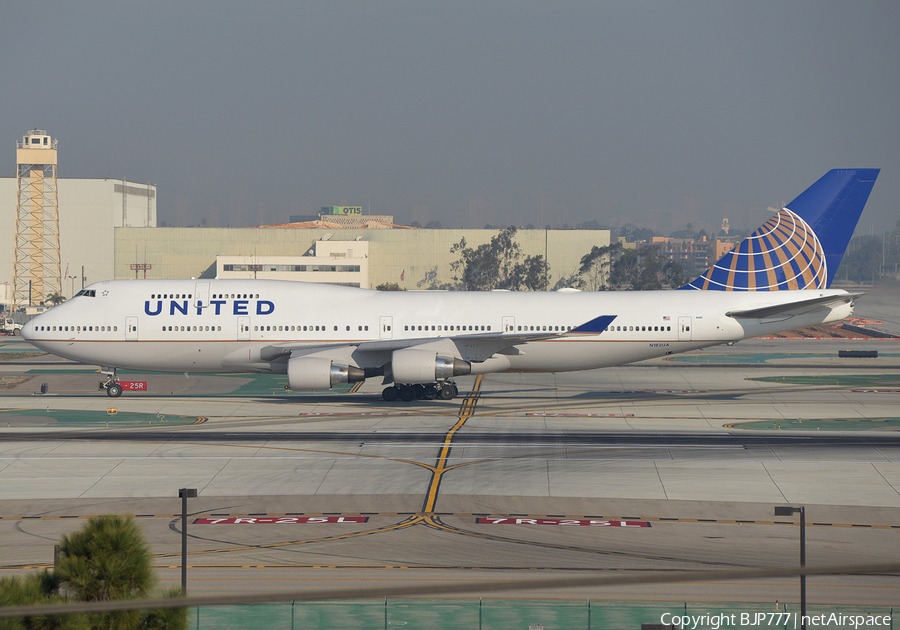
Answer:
[382,381,459,402]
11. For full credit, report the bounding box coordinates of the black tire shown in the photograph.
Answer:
[107,382,123,398]
[11,329,19,336]
[450,384,459,397]
[382,386,399,402]
[439,385,454,400]
[423,384,438,400]
[399,385,415,402]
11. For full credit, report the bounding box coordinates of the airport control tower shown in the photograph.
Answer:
[12,129,61,309]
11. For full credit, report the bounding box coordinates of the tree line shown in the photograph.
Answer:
[378,226,687,291]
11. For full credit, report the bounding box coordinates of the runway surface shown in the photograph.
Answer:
[1,332,899,606]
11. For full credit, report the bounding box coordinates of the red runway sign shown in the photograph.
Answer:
[476,518,650,527]
[193,516,368,525]
[119,381,147,391]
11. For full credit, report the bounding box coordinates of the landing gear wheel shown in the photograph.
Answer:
[438,384,455,400]
[106,382,123,398]
[450,384,459,398]
[382,386,399,402]
[399,385,416,402]
[423,384,438,400]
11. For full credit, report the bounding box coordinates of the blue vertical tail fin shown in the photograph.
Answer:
[683,169,879,291]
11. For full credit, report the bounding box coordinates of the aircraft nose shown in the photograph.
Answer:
[21,319,34,341]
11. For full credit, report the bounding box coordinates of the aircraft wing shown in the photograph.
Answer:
[258,315,617,363]
[725,292,863,320]
[258,331,557,363]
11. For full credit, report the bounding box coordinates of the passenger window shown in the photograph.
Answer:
[365,325,368,331]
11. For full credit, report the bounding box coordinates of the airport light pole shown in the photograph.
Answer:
[775,505,806,628]
[179,488,198,592]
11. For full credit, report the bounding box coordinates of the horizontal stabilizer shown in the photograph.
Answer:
[725,293,862,319]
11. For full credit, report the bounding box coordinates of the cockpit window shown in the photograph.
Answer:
[74,290,96,297]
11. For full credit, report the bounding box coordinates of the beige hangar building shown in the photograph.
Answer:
[113,226,611,291]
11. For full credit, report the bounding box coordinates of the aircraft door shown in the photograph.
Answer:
[502,316,515,332]
[380,316,393,339]
[194,282,210,309]
[678,316,692,341]
[125,316,138,341]
[238,316,250,341]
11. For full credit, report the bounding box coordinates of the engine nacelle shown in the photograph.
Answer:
[391,348,471,384]
[288,356,365,391]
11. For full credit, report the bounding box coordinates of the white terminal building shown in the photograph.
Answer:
[0,129,156,307]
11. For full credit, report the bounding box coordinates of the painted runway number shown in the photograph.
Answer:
[193,516,369,524]
[476,518,650,527]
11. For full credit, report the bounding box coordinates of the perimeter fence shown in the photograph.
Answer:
[186,599,896,629]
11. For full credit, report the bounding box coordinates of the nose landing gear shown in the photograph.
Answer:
[105,382,123,398]
[99,367,122,398]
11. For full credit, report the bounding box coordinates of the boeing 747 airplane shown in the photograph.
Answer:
[22,169,879,401]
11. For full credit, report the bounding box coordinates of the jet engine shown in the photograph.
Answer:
[391,348,471,384]
[288,356,365,391]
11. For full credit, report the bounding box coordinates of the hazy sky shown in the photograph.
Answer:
[3,2,898,233]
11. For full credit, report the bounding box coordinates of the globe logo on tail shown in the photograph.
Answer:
[686,208,827,291]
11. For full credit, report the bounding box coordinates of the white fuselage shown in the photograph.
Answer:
[22,279,854,378]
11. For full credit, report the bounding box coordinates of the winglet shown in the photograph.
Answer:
[569,315,617,334]
[682,169,879,291]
